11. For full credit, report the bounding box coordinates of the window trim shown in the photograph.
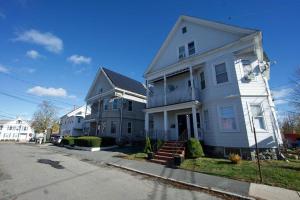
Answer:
[203,109,210,131]
[250,103,268,132]
[199,71,206,90]
[217,104,239,132]
[213,61,230,85]
[178,45,186,60]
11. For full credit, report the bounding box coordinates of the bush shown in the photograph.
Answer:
[74,136,101,147]
[229,154,241,164]
[144,137,152,153]
[101,137,116,147]
[61,137,75,146]
[187,138,204,158]
[157,139,164,150]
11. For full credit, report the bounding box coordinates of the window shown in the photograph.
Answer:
[103,99,109,111]
[182,26,187,34]
[251,105,266,130]
[204,110,209,130]
[127,122,132,134]
[24,126,27,131]
[219,106,237,131]
[196,113,201,128]
[111,121,117,134]
[178,46,186,59]
[77,118,81,123]
[0,125,2,130]
[113,99,118,110]
[128,101,133,111]
[200,71,206,89]
[215,63,228,84]
[188,41,195,56]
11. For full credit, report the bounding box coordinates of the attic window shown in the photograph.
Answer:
[182,26,187,34]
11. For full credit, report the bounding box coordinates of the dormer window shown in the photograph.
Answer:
[182,26,187,34]
[188,41,195,56]
[178,46,186,60]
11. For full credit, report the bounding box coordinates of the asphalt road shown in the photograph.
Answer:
[0,143,222,200]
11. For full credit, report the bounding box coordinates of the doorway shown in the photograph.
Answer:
[177,114,188,141]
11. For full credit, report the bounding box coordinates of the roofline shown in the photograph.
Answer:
[60,105,86,118]
[144,15,258,76]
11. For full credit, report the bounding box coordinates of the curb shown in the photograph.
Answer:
[107,162,255,200]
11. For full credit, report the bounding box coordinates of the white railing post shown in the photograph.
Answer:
[189,66,195,100]
[164,75,167,105]
[192,105,199,139]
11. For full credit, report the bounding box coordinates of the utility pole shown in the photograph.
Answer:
[252,117,263,183]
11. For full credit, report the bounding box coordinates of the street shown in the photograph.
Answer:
[0,143,222,200]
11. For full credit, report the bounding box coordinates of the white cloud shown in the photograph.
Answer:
[26,50,40,59]
[0,64,9,73]
[15,29,63,53]
[27,86,67,97]
[67,54,91,65]
[272,87,292,105]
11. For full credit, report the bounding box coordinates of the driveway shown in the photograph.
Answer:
[0,143,222,200]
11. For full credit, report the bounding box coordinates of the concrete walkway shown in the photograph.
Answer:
[43,144,300,200]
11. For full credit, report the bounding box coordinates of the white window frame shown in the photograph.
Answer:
[250,103,267,132]
[203,109,210,131]
[199,70,206,90]
[178,45,186,60]
[188,41,195,56]
[212,61,230,85]
[218,105,239,132]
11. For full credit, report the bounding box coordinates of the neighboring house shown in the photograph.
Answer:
[85,67,146,142]
[0,118,34,142]
[60,105,89,137]
[144,15,283,159]
[284,133,300,148]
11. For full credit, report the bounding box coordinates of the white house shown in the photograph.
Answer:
[144,15,282,159]
[0,118,34,142]
[59,105,89,137]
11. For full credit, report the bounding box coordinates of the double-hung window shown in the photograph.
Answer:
[103,99,109,111]
[251,105,266,130]
[112,99,118,110]
[203,110,209,130]
[219,106,237,131]
[188,41,195,56]
[200,71,206,89]
[178,46,186,60]
[111,121,116,134]
[128,101,133,111]
[127,122,132,134]
[215,63,228,84]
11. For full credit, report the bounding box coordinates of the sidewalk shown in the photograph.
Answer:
[45,145,300,200]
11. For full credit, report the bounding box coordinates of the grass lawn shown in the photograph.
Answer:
[125,152,147,161]
[180,157,300,191]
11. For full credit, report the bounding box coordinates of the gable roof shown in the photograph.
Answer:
[85,67,146,101]
[102,67,146,96]
[144,15,258,76]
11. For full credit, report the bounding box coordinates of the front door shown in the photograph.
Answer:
[177,115,188,141]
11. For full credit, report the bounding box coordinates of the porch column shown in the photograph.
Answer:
[192,105,199,139]
[164,110,168,141]
[145,112,149,137]
[145,80,149,108]
[189,66,195,100]
[164,74,167,105]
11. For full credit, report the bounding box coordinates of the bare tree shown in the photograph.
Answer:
[31,101,58,133]
[290,67,300,112]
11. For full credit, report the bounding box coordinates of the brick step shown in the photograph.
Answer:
[156,151,182,157]
[154,154,173,161]
[158,149,184,154]
[149,159,168,165]
[160,147,185,151]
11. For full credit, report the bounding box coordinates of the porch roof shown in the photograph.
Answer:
[145,100,201,114]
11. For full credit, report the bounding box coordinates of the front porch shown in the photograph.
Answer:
[145,101,202,141]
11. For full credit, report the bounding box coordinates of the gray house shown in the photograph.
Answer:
[84,67,146,142]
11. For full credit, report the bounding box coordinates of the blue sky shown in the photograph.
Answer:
[0,0,299,120]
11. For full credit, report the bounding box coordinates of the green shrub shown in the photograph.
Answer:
[144,137,152,153]
[101,137,116,147]
[61,137,75,146]
[157,139,164,150]
[74,136,101,147]
[187,138,204,158]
